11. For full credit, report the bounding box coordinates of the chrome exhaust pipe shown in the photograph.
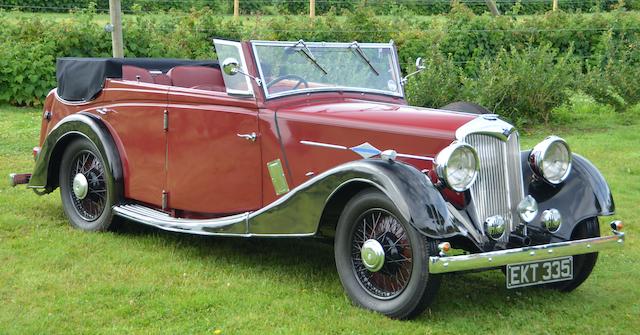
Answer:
[508,233,531,247]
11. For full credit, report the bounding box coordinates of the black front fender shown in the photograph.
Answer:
[28,113,123,201]
[522,151,614,241]
[248,159,459,238]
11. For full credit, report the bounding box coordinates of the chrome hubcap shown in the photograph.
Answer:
[72,173,88,200]
[361,239,385,272]
[352,209,413,299]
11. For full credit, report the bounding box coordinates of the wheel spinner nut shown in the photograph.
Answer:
[361,239,385,272]
[73,173,89,200]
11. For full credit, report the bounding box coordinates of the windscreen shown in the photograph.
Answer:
[252,41,403,99]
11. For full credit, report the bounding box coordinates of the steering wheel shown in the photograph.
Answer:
[266,74,309,90]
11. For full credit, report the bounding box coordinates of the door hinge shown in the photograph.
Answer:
[162,190,168,210]
[163,109,168,131]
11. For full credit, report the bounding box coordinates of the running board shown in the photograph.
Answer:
[113,203,249,236]
[112,203,316,237]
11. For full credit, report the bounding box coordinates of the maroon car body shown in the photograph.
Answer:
[11,39,625,319]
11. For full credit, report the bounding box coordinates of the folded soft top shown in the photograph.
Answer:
[56,57,219,102]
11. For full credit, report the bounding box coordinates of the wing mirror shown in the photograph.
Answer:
[415,57,425,71]
[401,57,426,85]
[221,57,263,87]
[222,58,240,76]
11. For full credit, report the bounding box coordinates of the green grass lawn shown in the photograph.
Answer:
[0,104,638,334]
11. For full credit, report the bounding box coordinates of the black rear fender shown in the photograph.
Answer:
[28,113,123,201]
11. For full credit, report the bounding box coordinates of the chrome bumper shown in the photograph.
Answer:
[428,230,626,274]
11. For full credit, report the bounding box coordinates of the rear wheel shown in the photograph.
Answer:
[334,189,441,319]
[547,217,600,292]
[59,138,116,231]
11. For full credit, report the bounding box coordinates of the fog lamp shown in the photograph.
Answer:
[485,215,506,240]
[517,195,538,223]
[541,208,562,232]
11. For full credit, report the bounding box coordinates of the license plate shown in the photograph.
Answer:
[506,256,573,289]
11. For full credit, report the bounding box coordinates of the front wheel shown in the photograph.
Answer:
[547,217,600,292]
[59,138,116,231]
[334,189,441,319]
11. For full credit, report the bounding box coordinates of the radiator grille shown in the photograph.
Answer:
[465,133,524,241]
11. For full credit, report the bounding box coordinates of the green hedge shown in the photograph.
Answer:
[0,0,635,15]
[1,5,639,125]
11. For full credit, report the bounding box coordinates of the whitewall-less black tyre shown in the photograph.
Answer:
[547,217,600,292]
[334,189,441,319]
[59,137,116,231]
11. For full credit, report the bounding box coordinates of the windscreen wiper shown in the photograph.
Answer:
[349,41,379,76]
[290,40,328,75]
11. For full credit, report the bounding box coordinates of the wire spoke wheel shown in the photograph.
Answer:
[335,189,441,319]
[67,150,107,221]
[351,208,413,299]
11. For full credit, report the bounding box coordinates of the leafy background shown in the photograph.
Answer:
[1,0,638,15]
[1,3,639,126]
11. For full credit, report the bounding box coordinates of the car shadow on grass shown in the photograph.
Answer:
[111,217,338,281]
[110,216,568,319]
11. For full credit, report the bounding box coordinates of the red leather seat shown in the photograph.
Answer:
[122,65,154,83]
[167,66,225,92]
[152,74,172,86]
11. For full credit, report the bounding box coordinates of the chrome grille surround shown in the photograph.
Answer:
[456,115,525,243]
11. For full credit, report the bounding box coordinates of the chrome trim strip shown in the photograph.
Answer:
[300,140,434,161]
[395,153,434,161]
[429,231,625,274]
[300,140,347,150]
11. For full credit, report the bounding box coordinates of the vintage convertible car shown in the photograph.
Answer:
[10,39,626,319]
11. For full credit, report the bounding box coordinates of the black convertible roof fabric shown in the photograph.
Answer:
[56,58,219,102]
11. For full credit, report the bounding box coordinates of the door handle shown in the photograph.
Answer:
[237,132,257,142]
